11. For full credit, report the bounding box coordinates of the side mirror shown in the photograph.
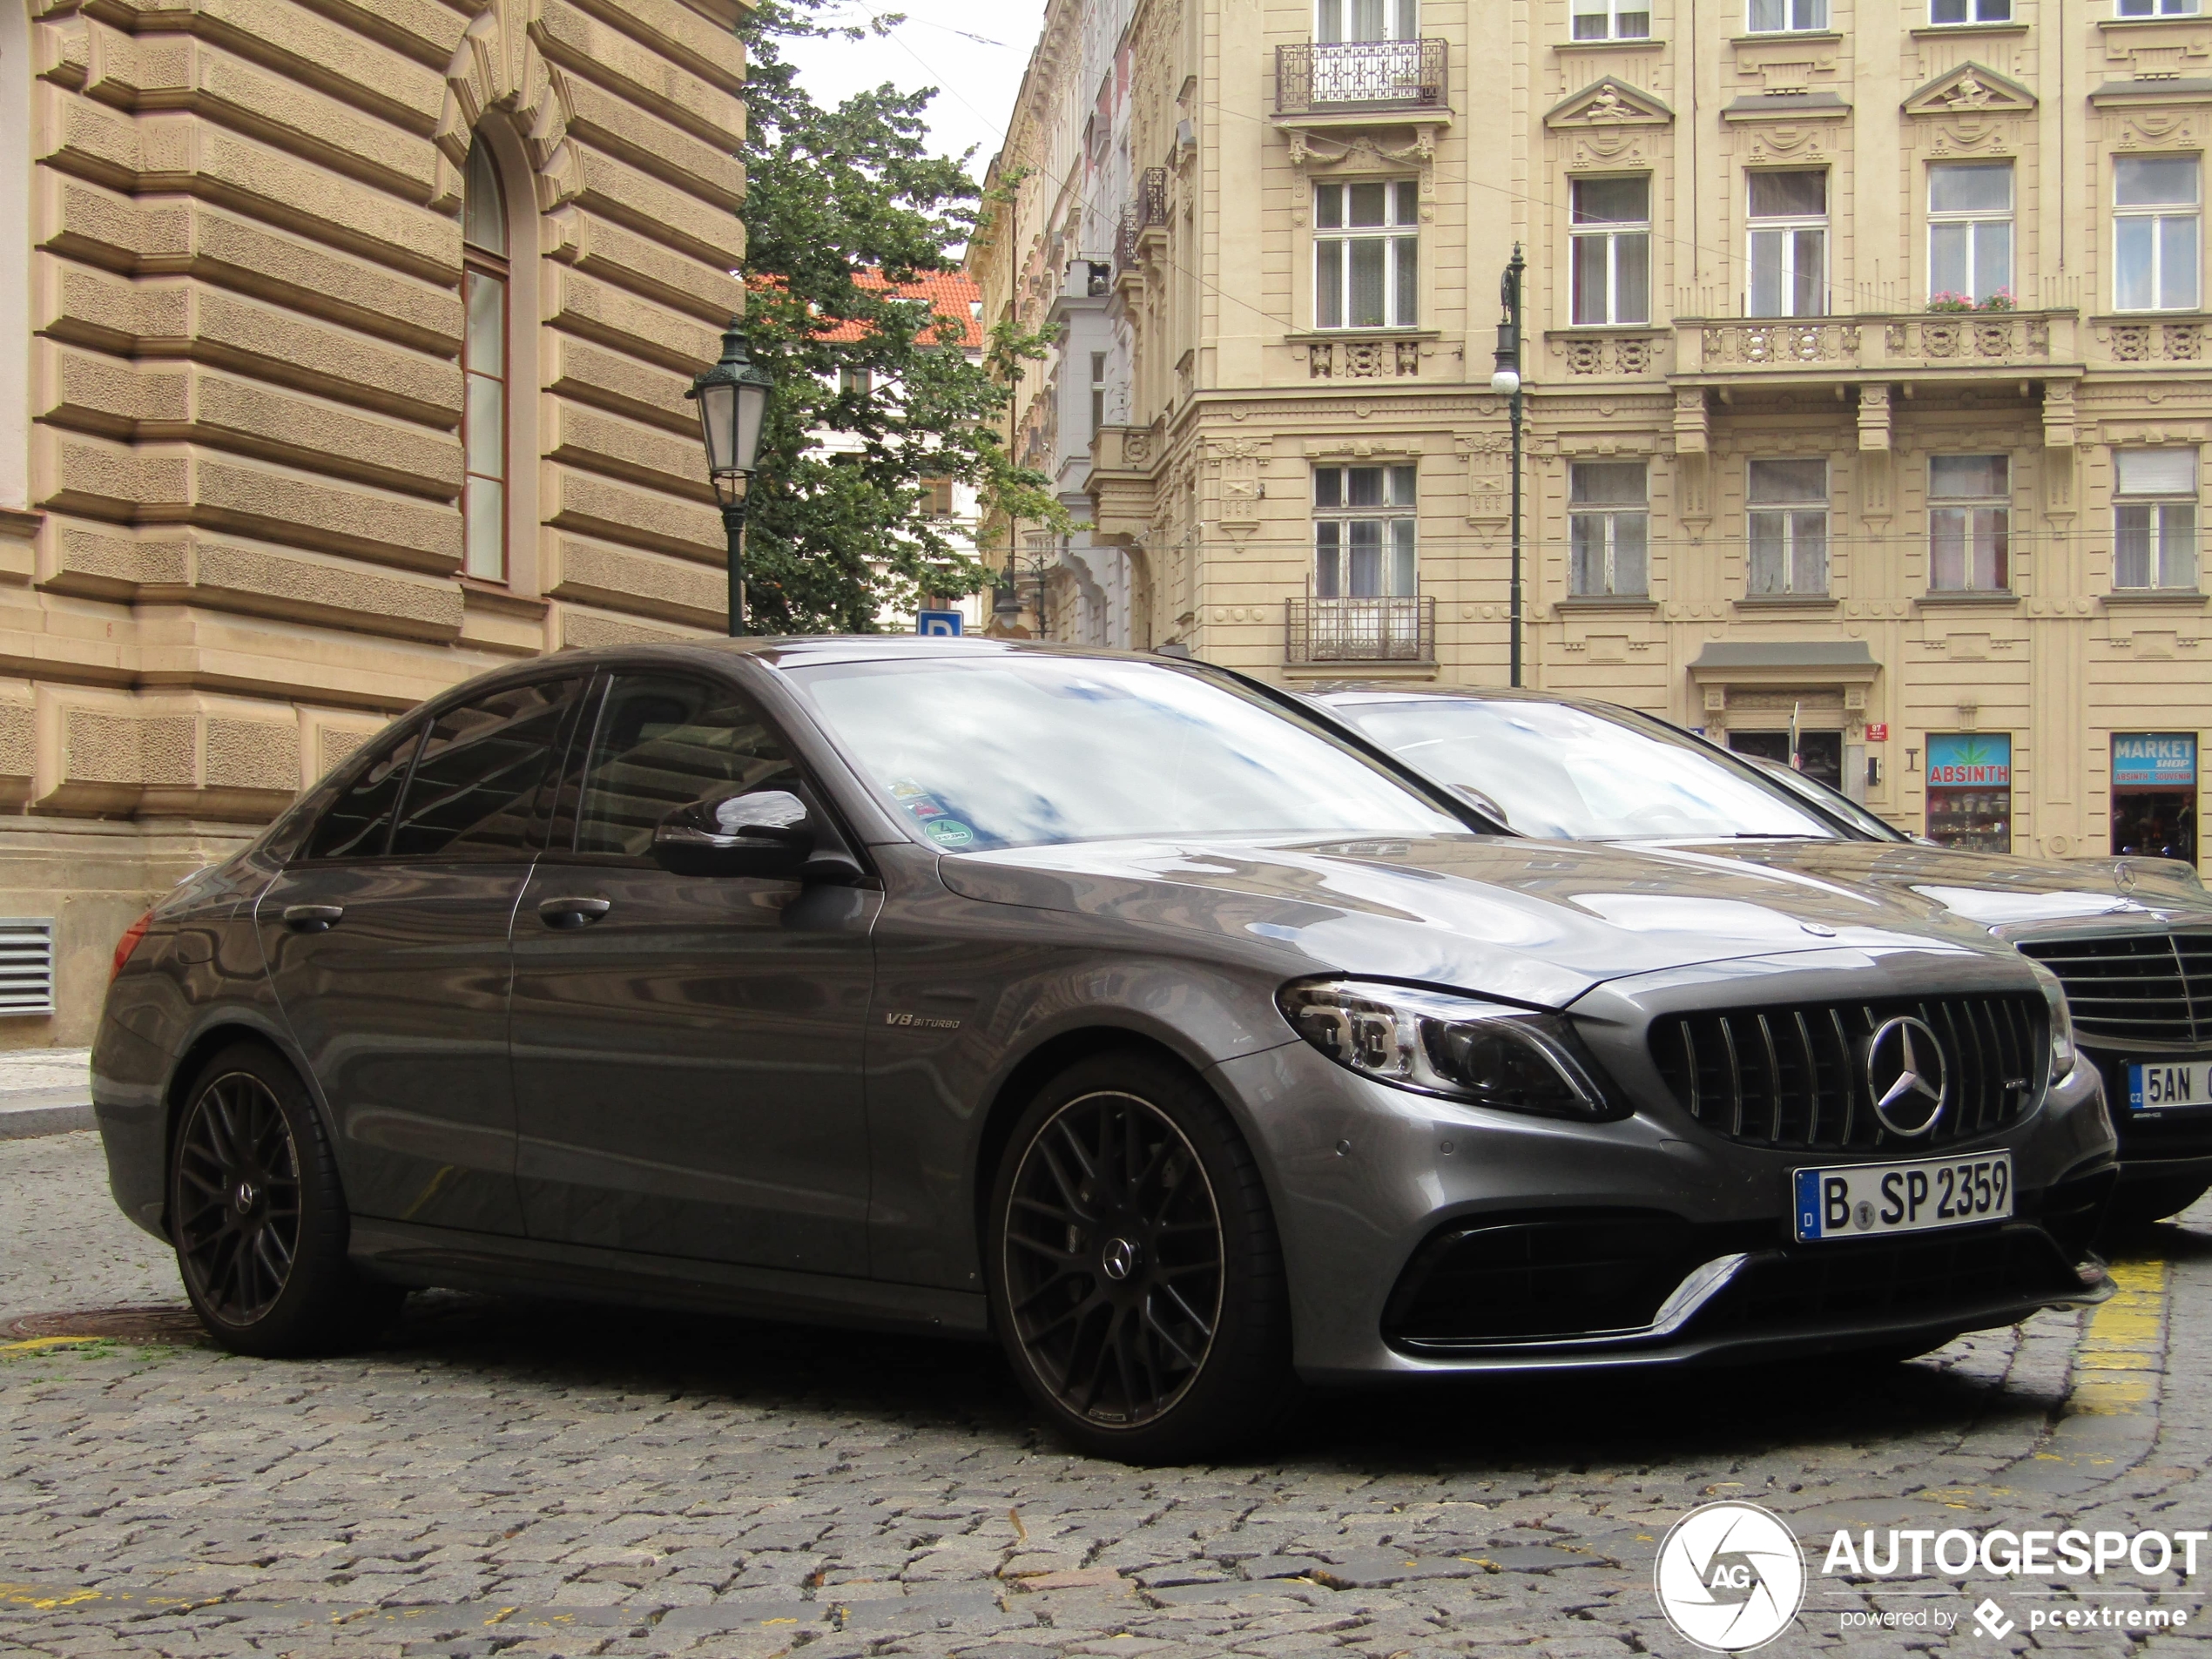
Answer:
[652,789,813,879]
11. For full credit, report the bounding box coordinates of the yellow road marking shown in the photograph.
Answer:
[0,1336,102,1357]
[2071,1257,2168,1415]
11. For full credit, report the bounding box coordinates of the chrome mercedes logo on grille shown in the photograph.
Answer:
[1866,1016,1948,1136]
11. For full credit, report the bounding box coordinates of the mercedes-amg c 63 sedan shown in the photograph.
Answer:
[95,639,2116,1461]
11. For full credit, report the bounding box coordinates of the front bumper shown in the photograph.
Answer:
[2088,1047,2212,1184]
[1213,994,2116,1382]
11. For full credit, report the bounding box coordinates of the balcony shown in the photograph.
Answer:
[1275,39,1449,117]
[1673,311,2080,382]
[1114,167,1170,275]
[1285,596,1436,664]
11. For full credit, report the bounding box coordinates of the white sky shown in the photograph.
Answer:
[779,2,1052,181]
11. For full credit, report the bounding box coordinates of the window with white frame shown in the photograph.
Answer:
[1929,455,2012,590]
[1318,0,1417,40]
[1930,0,2010,21]
[1571,176,1651,325]
[1928,163,2013,305]
[2114,449,2200,590]
[2115,155,2202,311]
[2118,0,2198,17]
[1089,352,1108,434]
[1748,171,1827,317]
[1748,0,1825,32]
[1315,464,1417,597]
[1572,0,1651,40]
[1315,180,1419,329]
[1747,459,1829,595]
[1569,462,1649,597]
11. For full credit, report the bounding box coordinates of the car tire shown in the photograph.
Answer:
[168,1042,403,1357]
[2103,1175,2212,1230]
[985,1050,1298,1464]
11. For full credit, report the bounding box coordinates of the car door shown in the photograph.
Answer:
[257,676,583,1235]
[507,669,880,1274]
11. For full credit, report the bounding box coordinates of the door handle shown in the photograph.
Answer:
[537,896,612,929]
[281,904,344,934]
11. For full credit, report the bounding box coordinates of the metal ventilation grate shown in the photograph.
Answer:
[0,920,57,1015]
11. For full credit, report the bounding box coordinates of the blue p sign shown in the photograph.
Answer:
[916,610,962,637]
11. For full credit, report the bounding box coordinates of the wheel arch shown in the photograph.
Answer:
[158,1014,330,1237]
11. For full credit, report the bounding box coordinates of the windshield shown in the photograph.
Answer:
[1325,697,1845,841]
[788,656,1466,852]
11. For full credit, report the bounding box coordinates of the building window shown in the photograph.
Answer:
[1315,180,1419,329]
[2114,155,2201,312]
[1089,353,1108,433]
[1748,171,1827,317]
[1572,0,1652,39]
[918,476,956,518]
[1315,464,1416,597]
[1748,0,1825,31]
[840,367,874,397]
[1569,462,1649,597]
[2119,0,2198,17]
[462,136,509,583]
[1929,454,2011,590]
[2114,448,2199,590]
[1931,0,2010,20]
[1318,0,1417,40]
[1746,458,1829,595]
[1928,163,2013,305]
[1571,177,1651,325]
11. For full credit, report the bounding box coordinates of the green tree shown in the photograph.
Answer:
[732,1,1062,633]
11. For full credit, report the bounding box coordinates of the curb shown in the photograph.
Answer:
[0,1088,97,1140]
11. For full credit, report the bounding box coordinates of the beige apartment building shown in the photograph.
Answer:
[0,0,745,1042]
[977,0,2212,873]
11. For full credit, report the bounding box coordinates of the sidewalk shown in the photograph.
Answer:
[0,1048,93,1139]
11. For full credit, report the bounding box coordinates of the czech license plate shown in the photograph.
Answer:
[1792,1152,2013,1242]
[2128,1059,2212,1112]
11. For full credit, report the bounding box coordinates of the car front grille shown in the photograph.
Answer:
[2017,931,2212,1049]
[1649,994,2045,1152]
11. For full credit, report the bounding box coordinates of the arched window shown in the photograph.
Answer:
[462,135,509,581]
[1,0,33,512]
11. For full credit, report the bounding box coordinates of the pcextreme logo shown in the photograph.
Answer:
[1653,1502,1807,1653]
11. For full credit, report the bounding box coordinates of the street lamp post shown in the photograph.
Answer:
[686,319,774,637]
[1490,245,1527,689]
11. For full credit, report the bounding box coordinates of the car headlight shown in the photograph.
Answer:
[2030,962,2077,1077]
[1278,978,1624,1121]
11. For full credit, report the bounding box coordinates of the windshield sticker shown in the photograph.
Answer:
[922,819,975,849]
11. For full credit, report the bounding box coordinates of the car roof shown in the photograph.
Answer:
[1301,683,1632,715]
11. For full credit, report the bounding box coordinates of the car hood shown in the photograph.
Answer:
[937,833,2023,1008]
[1644,839,2212,939]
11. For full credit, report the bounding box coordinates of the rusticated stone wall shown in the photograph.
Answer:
[3,0,750,1042]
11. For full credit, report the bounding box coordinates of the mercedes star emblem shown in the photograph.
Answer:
[1866,1015,1948,1136]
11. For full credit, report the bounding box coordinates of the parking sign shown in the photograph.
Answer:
[915,610,962,637]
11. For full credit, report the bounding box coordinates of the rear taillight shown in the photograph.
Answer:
[111,911,152,983]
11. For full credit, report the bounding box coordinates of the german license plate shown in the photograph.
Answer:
[1792,1152,2013,1242]
[2128,1059,2212,1112]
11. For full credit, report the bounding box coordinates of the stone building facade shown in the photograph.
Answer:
[976,0,2212,870]
[1,0,746,1042]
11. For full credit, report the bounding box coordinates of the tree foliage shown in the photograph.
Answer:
[732,1,1061,633]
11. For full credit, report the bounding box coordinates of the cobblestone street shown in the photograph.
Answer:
[3,1130,2210,1656]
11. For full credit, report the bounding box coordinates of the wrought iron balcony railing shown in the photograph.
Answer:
[1276,39,1448,116]
[1115,168,1171,273]
[1285,596,1436,664]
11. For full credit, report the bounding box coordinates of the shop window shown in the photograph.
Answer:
[1929,454,2011,590]
[2113,734,2198,862]
[1314,463,1416,597]
[1925,733,2012,853]
[1748,172,1827,317]
[1928,164,2013,306]
[462,136,509,583]
[1568,462,1649,597]
[2114,156,2201,313]
[1747,458,1829,596]
[1315,180,1419,330]
[1572,0,1652,40]
[2114,448,2199,590]
[1571,177,1651,326]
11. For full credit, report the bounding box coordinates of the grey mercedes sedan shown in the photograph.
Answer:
[95,640,2114,1462]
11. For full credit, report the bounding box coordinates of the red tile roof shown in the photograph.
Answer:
[813,270,983,348]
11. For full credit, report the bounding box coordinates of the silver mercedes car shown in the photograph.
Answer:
[93,640,2114,1462]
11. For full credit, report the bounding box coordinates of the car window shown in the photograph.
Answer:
[1744,756,1905,840]
[1329,698,1843,841]
[573,675,797,858]
[300,723,424,860]
[786,655,1462,852]
[388,678,581,859]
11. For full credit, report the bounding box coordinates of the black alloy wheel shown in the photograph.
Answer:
[988,1052,1297,1462]
[173,1068,302,1325]
[168,1042,402,1356]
